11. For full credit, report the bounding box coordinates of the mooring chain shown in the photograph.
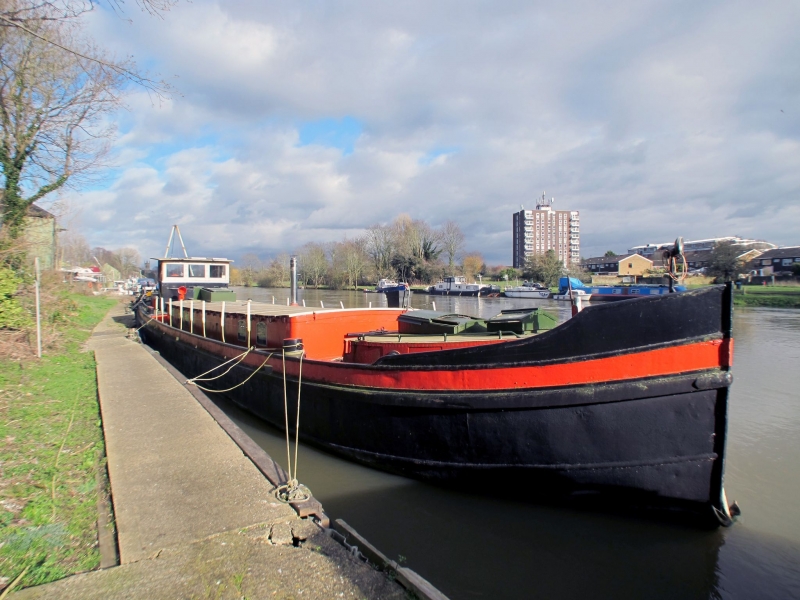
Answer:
[276,348,311,504]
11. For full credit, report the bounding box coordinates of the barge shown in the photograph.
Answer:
[135,251,738,526]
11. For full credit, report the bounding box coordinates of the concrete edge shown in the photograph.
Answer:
[331,520,451,600]
[142,344,329,526]
[133,323,450,600]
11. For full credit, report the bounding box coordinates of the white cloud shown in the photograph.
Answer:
[59,0,800,263]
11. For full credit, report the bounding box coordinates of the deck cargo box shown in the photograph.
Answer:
[398,311,484,335]
[198,287,237,302]
[486,308,557,334]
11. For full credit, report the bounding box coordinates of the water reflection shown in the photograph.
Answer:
[217,290,800,599]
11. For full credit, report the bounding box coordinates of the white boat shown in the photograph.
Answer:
[366,278,409,293]
[553,289,592,301]
[428,276,497,296]
[503,282,552,299]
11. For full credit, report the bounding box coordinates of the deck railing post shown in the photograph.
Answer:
[190,300,194,333]
[179,299,183,330]
[247,299,251,345]
[202,301,206,337]
[168,298,173,327]
[160,296,164,318]
[221,301,226,343]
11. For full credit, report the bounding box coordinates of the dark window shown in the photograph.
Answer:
[238,320,247,342]
[189,264,206,278]
[166,264,184,277]
[257,322,267,345]
[628,263,633,268]
[210,265,226,278]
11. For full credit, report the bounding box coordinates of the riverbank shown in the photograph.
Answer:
[0,293,117,591]
[733,285,800,308]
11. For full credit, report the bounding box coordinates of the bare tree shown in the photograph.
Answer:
[364,223,394,279]
[0,14,126,239]
[240,252,262,287]
[1,1,176,84]
[260,252,289,287]
[58,228,90,266]
[339,238,369,290]
[115,246,140,277]
[440,220,464,271]
[298,242,328,288]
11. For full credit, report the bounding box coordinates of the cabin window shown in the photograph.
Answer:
[238,319,247,342]
[628,263,633,268]
[189,264,206,278]
[166,263,184,277]
[782,259,793,266]
[210,265,226,278]
[257,322,267,345]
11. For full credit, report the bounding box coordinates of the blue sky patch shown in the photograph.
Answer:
[297,116,363,155]
[419,146,460,165]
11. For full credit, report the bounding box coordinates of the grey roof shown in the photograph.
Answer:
[753,247,800,260]
[581,254,650,265]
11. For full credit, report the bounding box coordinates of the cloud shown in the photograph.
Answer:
[59,0,800,264]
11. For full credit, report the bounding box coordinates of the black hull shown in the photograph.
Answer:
[143,324,732,525]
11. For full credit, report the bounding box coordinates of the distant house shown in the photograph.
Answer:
[749,247,800,276]
[0,203,59,269]
[582,254,653,277]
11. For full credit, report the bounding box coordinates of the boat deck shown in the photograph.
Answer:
[173,300,398,317]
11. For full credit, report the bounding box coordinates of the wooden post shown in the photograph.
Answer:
[202,301,206,337]
[34,257,41,358]
[247,300,251,345]
[169,298,173,327]
[179,299,183,330]
[221,301,226,343]
[190,300,194,333]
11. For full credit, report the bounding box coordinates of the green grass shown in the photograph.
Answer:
[734,285,800,308]
[0,293,117,590]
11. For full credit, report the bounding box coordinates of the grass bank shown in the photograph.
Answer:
[733,285,800,309]
[0,293,118,593]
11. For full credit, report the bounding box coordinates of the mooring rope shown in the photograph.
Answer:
[186,347,253,384]
[191,353,273,394]
[276,347,311,504]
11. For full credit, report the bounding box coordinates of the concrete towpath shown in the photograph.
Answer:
[12,301,406,599]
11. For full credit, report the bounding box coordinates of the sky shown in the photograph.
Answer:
[53,0,800,265]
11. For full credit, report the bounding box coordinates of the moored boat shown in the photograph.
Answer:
[428,275,500,296]
[557,277,686,302]
[135,252,738,526]
[503,281,552,299]
[367,278,410,293]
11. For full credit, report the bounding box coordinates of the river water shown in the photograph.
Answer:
[219,287,800,599]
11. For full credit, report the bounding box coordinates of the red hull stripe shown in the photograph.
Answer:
[273,338,733,392]
[157,319,731,392]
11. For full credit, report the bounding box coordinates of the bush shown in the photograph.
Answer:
[0,266,32,330]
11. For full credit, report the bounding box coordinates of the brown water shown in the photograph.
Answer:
[220,288,800,599]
